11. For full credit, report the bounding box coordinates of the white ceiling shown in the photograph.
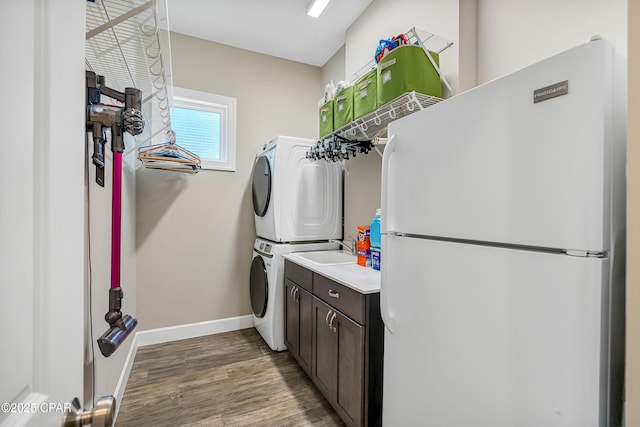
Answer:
[166,0,374,67]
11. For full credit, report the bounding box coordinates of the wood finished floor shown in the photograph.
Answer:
[116,328,345,427]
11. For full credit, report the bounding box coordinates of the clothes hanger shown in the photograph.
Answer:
[137,129,201,173]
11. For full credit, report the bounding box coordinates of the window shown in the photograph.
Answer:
[171,87,237,171]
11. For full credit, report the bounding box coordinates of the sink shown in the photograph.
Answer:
[295,250,356,265]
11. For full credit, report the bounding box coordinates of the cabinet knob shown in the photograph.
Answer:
[325,309,332,326]
[329,312,337,332]
[328,290,340,299]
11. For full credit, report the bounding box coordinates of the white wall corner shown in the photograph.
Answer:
[458,0,478,92]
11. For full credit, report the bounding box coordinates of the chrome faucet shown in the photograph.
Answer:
[330,239,356,255]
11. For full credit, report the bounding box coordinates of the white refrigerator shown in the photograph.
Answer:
[380,39,626,426]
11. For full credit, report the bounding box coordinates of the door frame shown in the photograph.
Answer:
[0,1,86,425]
[32,0,86,410]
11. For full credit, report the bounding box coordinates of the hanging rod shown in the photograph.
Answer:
[307,135,374,162]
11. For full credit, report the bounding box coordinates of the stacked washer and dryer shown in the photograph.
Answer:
[250,135,343,351]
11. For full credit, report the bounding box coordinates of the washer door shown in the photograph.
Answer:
[250,255,268,318]
[252,156,271,217]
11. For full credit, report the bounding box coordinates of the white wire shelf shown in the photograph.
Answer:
[310,27,451,162]
[331,91,443,143]
[85,0,173,150]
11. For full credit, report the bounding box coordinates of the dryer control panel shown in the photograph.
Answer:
[254,239,272,254]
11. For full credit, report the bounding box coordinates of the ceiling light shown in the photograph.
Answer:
[307,0,330,18]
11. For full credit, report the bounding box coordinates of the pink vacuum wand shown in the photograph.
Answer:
[86,71,144,357]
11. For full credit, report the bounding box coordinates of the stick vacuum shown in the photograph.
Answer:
[86,71,143,357]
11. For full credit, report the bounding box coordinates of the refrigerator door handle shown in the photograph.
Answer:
[380,133,397,234]
[380,233,395,334]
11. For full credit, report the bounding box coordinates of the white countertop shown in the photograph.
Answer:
[283,252,381,294]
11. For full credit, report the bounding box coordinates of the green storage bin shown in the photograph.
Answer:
[333,86,354,129]
[354,70,377,119]
[319,100,334,138]
[377,45,441,105]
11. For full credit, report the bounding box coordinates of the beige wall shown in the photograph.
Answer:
[476,0,627,83]
[135,33,321,329]
[345,0,477,93]
[342,152,383,241]
[321,44,346,89]
[627,0,640,423]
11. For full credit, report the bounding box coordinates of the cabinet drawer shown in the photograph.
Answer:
[285,260,313,292]
[314,274,365,325]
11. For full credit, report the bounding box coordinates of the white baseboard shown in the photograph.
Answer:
[112,315,254,423]
[113,333,139,412]
[135,315,254,347]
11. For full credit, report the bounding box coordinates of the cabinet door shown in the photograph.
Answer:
[284,280,299,356]
[312,297,337,401]
[297,285,314,373]
[335,311,365,427]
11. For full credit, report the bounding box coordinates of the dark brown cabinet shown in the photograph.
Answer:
[335,307,366,425]
[285,279,313,374]
[284,259,383,427]
[312,297,337,398]
[313,296,365,426]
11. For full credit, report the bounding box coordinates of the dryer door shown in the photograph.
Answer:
[250,255,268,318]
[252,156,271,217]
